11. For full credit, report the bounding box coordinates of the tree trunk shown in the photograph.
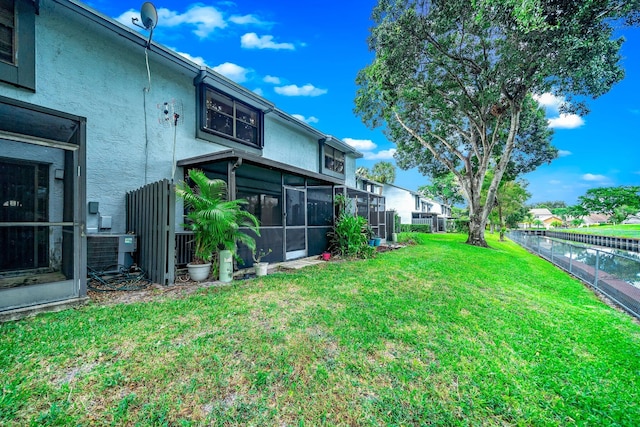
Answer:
[466,214,488,247]
[498,200,505,242]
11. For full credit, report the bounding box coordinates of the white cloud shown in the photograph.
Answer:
[160,6,226,38]
[558,149,572,157]
[548,114,584,129]
[117,5,227,39]
[582,173,608,182]
[253,88,265,96]
[292,114,319,124]
[263,75,281,84]
[212,62,250,83]
[364,149,397,160]
[274,84,327,97]
[229,14,269,25]
[241,33,295,50]
[173,49,208,66]
[343,138,377,151]
[533,92,564,111]
[549,180,562,185]
[115,10,140,30]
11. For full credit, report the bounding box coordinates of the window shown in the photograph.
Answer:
[0,0,14,65]
[201,86,262,148]
[324,146,345,174]
[0,0,35,91]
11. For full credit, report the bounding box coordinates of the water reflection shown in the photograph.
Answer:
[529,236,640,288]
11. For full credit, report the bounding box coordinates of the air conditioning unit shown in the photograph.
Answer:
[87,234,137,272]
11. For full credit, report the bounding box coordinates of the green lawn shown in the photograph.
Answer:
[562,224,640,238]
[2,233,640,425]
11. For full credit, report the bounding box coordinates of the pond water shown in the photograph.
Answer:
[522,235,640,288]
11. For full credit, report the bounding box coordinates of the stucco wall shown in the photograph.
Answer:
[383,185,415,224]
[263,117,319,172]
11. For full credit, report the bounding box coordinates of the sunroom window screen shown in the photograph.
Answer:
[236,163,282,226]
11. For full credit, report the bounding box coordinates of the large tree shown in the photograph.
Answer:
[356,161,397,184]
[355,0,638,247]
[418,172,465,206]
[577,186,640,222]
[370,161,397,183]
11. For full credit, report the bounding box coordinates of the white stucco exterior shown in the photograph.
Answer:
[381,183,450,224]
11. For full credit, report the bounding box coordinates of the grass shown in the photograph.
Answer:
[2,233,640,425]
[560,224,640,239]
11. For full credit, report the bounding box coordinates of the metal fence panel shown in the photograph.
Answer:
[508,231,640,319]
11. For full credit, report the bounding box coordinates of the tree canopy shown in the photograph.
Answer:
[418,172,465,206]
[576,186,640,221]
[355,0,638,246]
[356,161,397,184]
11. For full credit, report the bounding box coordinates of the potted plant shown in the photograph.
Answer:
[252,248,272,277]
[364,224,375,246]
[176,169,260,282]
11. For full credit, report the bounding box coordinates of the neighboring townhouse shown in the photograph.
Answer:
[0,0,363,314]
[355,175,451,233]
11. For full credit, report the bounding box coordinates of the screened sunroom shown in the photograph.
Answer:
[176,150,342,267]
[0,97,87,315]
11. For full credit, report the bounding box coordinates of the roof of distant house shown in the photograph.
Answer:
[530,208,553,217]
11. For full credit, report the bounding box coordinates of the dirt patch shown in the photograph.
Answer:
[87,279,229,306]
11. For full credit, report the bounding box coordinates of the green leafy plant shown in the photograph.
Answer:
[328,194,375,259]
[328,213,375,259]
[176,169,260,264]
[252,248,272,264]
[399,224,432,233]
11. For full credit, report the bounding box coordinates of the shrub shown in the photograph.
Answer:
[399,224,432,233]
[450,218,469,233]
[328,212,376,259]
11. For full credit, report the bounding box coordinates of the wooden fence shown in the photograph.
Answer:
[126,180,176,285]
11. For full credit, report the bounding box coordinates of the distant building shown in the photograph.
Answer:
[355,175,451,232]
[527,208,563,229]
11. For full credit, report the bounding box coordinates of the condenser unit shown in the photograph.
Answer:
[87,234,137,272]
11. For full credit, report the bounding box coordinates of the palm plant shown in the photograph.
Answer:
[176,169,260,264]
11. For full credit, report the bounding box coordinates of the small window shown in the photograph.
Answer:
[0,0,15,65]
[324,146,345,174]
[201,86,262,148]
[0,0,35,90]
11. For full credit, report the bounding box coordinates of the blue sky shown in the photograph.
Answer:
[88,0,640,206]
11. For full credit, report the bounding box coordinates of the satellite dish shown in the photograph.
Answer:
[131,2,158,49]
[140,2,158,30]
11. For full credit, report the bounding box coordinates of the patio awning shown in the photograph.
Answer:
[177,149,345,185]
